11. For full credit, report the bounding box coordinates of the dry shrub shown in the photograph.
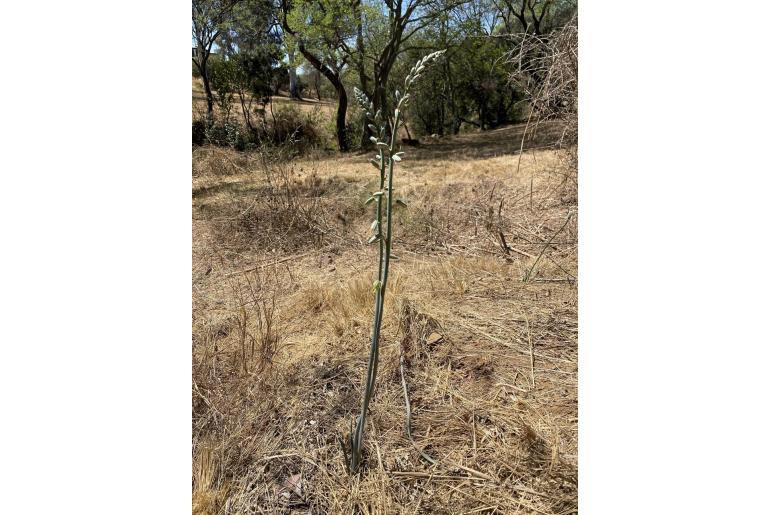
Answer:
[508,15,578,173]
[197,154,367,256]
[266,105,324,151]
[209,162,329,253]
[227,269,283,374]
[192,266,297,512]
[191,103,327,154]
[192,146,254,177]
[193,268,285,382]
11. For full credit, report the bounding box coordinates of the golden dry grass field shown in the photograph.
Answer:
[192,98,577,512]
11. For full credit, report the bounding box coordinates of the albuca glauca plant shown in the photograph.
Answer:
[342,51,445,474]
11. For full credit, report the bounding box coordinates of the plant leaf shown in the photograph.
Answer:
[364,196,376,205]
[396,198,408,207]
[370,220,379,231]
[367,234,380,244]
[391,154,401,162]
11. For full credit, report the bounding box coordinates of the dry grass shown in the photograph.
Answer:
[192,123,577,514]
[193,78,336,125]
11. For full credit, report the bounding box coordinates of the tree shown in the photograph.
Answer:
[351,0,471,144]
[491,0,556,35]
[280,0,356,151]
[491,0,575,91]
[216,0,282,128]
[373,0,523,135]
[306,68,322,99]
[192,0,240,118]
[287,49,302,98]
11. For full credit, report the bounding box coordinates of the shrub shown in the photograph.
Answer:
[266,105,323,150]
[204,120,242,148]
[343,111,365,151]
[192,120,206,146]
[192,104,325,154]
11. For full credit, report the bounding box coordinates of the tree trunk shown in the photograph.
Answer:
[294,45,348,151]
[288,67,300,99]
[288,49,300,99]
[372,66,391,138]
[200,61,214,118]
[279,4,347,150]
[335,84,349,151]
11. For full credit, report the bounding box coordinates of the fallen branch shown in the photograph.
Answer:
[523,211,573,283]
[223,251,314,277]
[400,341,497,483]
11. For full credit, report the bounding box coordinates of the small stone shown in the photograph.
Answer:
[281,474,302,497]
[426,332,444,346]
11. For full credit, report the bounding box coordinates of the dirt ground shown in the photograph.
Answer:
[192,121,577,514]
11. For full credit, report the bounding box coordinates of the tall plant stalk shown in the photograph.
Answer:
[343,51,445,474]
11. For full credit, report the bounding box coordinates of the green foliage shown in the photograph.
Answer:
[194,104,325,152]
[233,52,280,102]
[393,28,524,136]
[192,120,207,146]
[341,105,365,151]
[209,58,237,120]
[284,0,357,58]
[205,120,244,149]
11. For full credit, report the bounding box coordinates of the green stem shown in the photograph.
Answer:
[381,112,399,292]
[377,148,385,282]
[350,112,400,473]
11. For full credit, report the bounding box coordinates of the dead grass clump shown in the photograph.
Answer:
[398,299,443,366]
[192,443,228,515]
[192,146,254,177]
[292,272,408,342]
[266,104,326,151]
[208,171,328,254]
[194,155,368,257]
